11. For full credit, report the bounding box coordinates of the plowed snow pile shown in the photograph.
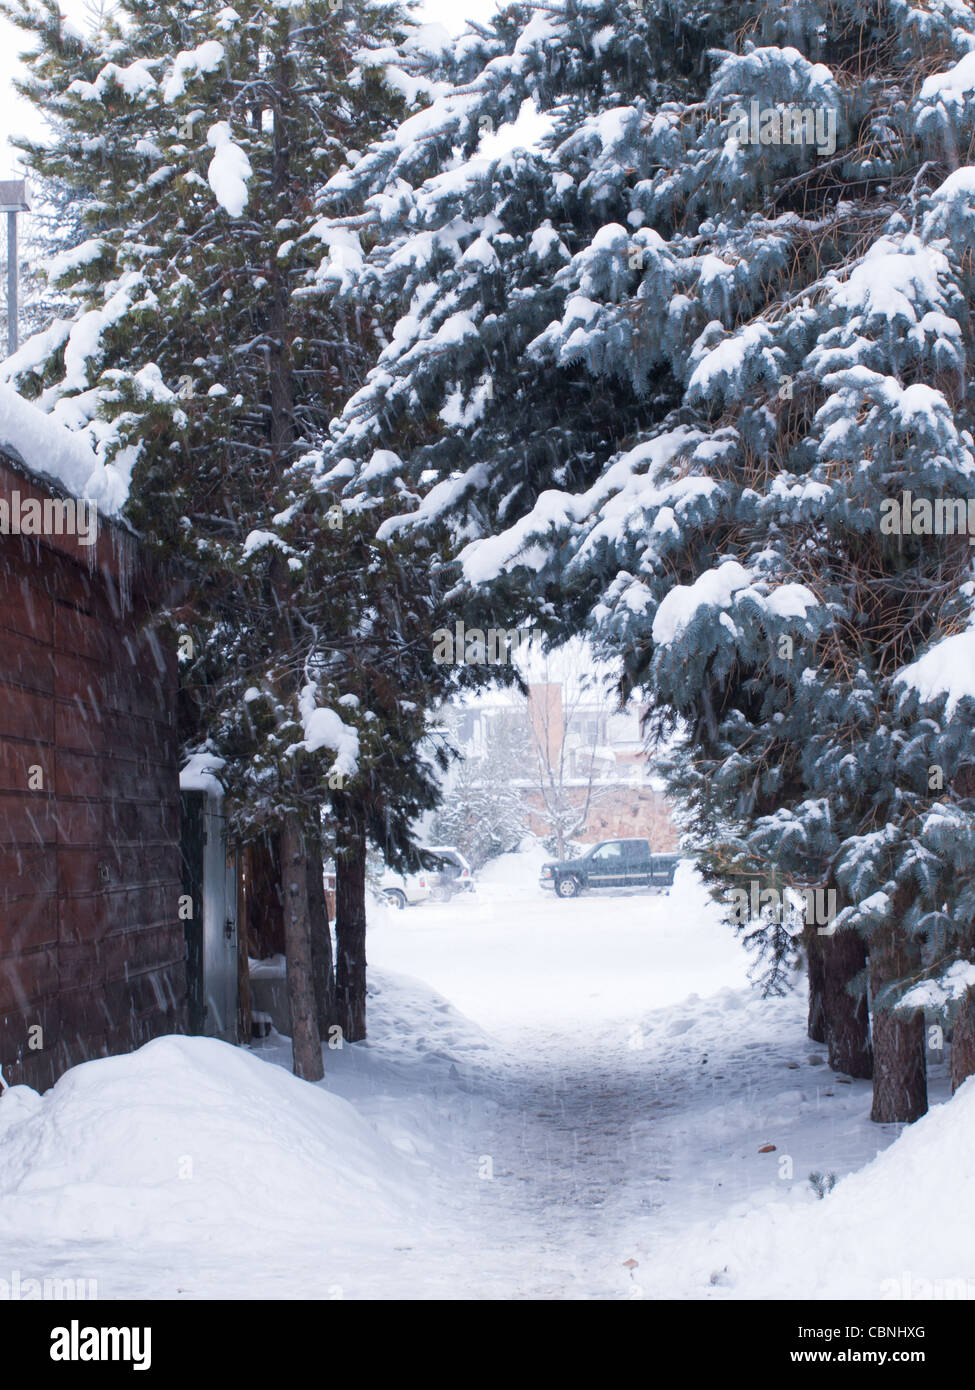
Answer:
[642,1075,975,1300]
[0,1033,435,1296]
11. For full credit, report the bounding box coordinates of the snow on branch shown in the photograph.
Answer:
[206,123,252,217]
[162,40,225,103]
[652,561,818,646]
[896,626,975,716]
[294,683,359,779]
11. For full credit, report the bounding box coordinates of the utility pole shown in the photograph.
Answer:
[0,180,30,357]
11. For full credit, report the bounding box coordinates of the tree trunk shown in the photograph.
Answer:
[821,927,873,1078]
[268,33,295,472]
[306,824,336,1036]
[869,920,927,1124]
[950,985,975,1094]
[281,815,324,1081]
[246,833,285,958]
[806,927,827,1044]
[335,813,368,1043]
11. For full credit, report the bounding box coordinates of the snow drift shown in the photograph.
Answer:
[648,1076,975,1300]
[0,1035,429,1287]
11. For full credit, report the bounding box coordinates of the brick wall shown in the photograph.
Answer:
[520,782,679,850]
[0,459,184,1092]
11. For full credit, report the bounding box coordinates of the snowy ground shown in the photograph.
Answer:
[1,847,969,1301]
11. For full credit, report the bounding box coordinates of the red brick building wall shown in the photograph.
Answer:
[0,458,184,1093]
[520,783,679,850]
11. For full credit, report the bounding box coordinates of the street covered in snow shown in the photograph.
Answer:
[1,849,968,1303]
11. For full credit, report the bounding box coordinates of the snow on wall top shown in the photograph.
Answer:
[0,382,125,515]
[180,751,226,798]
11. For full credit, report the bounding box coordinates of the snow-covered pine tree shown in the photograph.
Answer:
[237,496,473,1041]
[3,0,460,1062]
[310,0,975,1119]
[431,706,528,867]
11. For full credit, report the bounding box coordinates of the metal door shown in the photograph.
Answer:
[180,789,239,1041]
[202,797,238,1040]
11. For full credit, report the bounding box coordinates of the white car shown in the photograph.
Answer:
[422,846,475,900]
[378,867,432,910]
[378,847,475,909]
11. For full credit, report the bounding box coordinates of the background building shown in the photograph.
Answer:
[449,684,678,852]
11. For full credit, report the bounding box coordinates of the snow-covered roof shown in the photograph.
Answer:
[0,382,121,514]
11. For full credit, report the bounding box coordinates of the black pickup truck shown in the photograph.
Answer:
[539,838,680,898]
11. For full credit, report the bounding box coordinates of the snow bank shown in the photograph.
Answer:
[0,1035,425,1262]
[361,967,494,1064]
[649,1077,975,1299]
[474,840,551,898]
[667,855,719,920]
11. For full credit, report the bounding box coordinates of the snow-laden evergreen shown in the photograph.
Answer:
[306,0,975,1117]
[1,0,478,1056]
